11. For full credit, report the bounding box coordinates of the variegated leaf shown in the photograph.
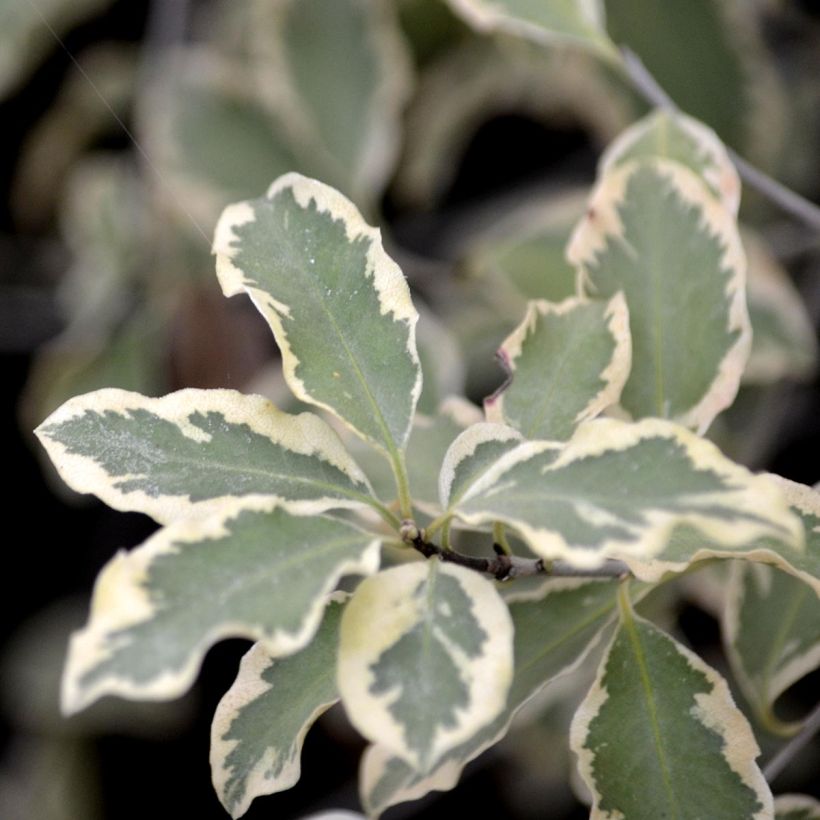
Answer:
[361,578,622,817]
[567,158,750,432]
[62,505,380,714]
[251,0,411,205]
[447,417,802,568]
[214,173,422,461]
[724,563,820,731]
[485,294,631,441]
[439,422,524,511]
[571,587,773,819]
[599,109,741,214]
[210,598,345,818]
[445,0,615,56]
[624,476,820,595]
[338,561,513,773]
[36,388,373,524]
[775,795,820,820]
[146,53,302,230]
[742,229,818,385]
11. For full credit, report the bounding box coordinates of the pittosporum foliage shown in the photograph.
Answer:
[31,3,820,820]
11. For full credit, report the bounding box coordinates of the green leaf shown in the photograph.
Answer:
[360,578,623,816]
[485,294,631,441]
[338,561,513,773]
[150,54,303,230]
[604,0,786,166]
[210,598,345,818]
[742,229,818,385]
[447,416,802,567]
[252,0,411,205]
[624,476,820,595]
[571,587,773,819]
[599,109,740,213]
[36,388,374,524]
[439,422,524,511]
[213,173,422,460]
[775,795,820,820]
[445,0,615,56]
[724,563,820,732]
[61,505,380,714]
[568,158,750,432]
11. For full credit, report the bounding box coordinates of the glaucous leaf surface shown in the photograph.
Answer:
[568,158,749,432]
[775,795,820,820]
[571,589,773,819]
[214,173,421,458]
[724,564,820,731]
[338,561,513,773]
[742,229,818,385]
[360,578,622,816]
[61,505,380,714]
[446,0,614,55]
[36,388,373,524]
[624,476,820,594]
[252,0,411,205]
[599,109,740,214]
[210,598,345,818]
[485,294,631,441]
[445,417,802,567]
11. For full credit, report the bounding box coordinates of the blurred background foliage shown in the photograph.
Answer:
[2,0,820,817]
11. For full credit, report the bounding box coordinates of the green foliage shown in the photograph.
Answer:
[28,2,820,817]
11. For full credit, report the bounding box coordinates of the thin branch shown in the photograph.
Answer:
[763,700,820,784]
[619,47,820,233]
[399,521,628,581]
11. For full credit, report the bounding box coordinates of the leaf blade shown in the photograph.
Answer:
[213,173,421,456]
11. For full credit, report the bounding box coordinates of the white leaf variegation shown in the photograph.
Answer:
[213,173,421,460]
[724,563,820,732]
[360,578,625,817]
[775,794,820,820]
[447,417,802,568]
[568,158,750,433]
[35,388,374,524]
[599,109,741,214]
[445,0,615,56]
[571,587,773,819]
[485,294,631,441]
[338,561,513,774]
[210,597,345,818]
[62,504,380,715]
[624,475,820,595]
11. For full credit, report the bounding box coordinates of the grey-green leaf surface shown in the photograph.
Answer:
[210,599,345,818]
[448,416,802,567]
[253,0,411,205]
[36,388,374,524]
[625,476,820,595]
[568,158,749,432]
[361,578,622,816]
[742,229,818,385]
[599,109,740,213]
[214,173,421,458]
[61,505,380,714]
[149,55,303,230]
[485,294,631,441]
[446,0,615,55]
[571,589,773,819]
[775,795,820,820]
[724,563,820,731]
[0,0,110,97]
[338,561,513,773]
